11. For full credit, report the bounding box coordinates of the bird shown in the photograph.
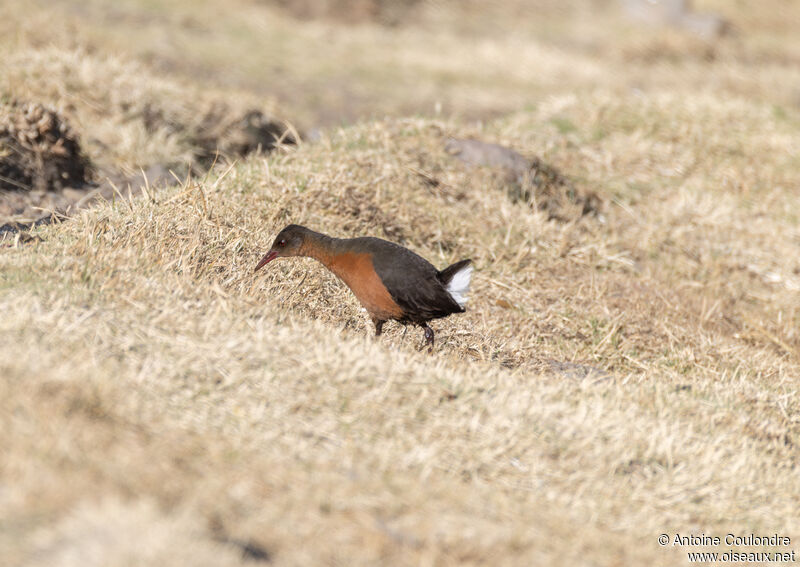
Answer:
[254,224,473,351]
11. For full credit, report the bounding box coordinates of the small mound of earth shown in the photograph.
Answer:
[445,138,601,222]
[191,103,297,164]
[0,101,91,192]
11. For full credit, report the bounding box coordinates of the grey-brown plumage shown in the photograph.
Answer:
[254,225,473,351]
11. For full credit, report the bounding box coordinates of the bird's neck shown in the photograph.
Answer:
[299,230,342,267]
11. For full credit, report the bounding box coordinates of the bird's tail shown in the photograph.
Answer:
[438,259,473,309]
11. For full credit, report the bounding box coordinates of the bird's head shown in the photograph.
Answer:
[254,224,309,272]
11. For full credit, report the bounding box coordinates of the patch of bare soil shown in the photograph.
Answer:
[0,101,90,193]
[190,104,296,165]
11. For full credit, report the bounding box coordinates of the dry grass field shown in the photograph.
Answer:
[2,1,800,565]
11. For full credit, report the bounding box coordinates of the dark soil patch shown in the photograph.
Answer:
[0,101,91,192]
[190,104,297,165]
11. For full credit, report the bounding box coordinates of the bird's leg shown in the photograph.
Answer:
[421,324,434,353]
[372,318,385,336]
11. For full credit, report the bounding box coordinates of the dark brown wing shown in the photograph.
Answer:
[350,237,464,323]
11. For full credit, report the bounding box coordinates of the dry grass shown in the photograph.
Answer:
[0,46,285,177]
[3,0,800,127]
[2,0,800,565]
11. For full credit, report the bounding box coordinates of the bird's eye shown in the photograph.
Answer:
[278,239,286,247]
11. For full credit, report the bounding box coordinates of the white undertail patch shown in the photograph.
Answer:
[446,264,473,308]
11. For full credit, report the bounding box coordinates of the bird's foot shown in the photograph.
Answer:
[421,324,434,353]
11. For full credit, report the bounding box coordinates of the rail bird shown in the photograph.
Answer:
[254,224,473,350]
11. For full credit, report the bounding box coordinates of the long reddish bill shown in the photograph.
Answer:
[254,250,279,272]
